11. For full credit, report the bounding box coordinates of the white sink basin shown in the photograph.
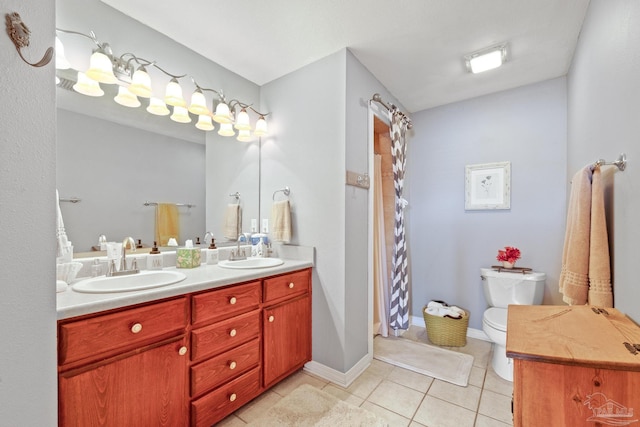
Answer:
[218,257,284,269]
[72,270,187,293]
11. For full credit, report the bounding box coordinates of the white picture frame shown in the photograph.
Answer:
[465,161,511,210]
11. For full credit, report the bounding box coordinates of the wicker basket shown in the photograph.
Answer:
[423,306,469,347]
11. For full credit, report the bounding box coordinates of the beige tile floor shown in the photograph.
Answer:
[217,325,513,427]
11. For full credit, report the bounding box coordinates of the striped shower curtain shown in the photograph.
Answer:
[388,110,409,331]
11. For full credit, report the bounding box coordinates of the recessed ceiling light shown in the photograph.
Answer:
[464,44,508,74]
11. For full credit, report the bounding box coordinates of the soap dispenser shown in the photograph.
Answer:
[148,241,163,270]
[206,238,219,265]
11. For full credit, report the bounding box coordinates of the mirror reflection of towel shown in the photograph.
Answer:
[224,204,241,240]
[155,203,180,246]
[271,200,292,243]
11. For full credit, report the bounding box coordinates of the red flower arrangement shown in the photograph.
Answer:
[496,246,521,263]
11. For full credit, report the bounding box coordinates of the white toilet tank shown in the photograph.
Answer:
[480,268,545,308]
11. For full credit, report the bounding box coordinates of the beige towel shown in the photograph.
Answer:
[588,167,612,307]
[223,204,241,240]
[559,166,592,305]
[271,200,292,243]
[155,203,179,246]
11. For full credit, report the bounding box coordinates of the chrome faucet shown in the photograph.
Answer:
[229,220,247,261]
[203,231,214,246]
[107,236,140,277]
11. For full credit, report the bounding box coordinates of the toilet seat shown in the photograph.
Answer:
[483,307,507,332]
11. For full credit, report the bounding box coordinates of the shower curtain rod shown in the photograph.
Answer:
[370,93,413,129]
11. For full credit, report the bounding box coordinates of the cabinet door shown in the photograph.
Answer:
[59,337,189,427]
[263,295,311,388]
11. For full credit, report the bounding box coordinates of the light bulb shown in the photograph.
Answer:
[217,122,235,136]
[114,86,141,108]
[188,89,209,115]
[86,50,117,84]
[164,78,186,107]
[73,71,104,97]
[234,108,251,130]
[146,97,170,116]
[128,67,152,98]
[253,115,268,136]
[212,101,232,124]
[195,115,214,131]
[170,106,192,123]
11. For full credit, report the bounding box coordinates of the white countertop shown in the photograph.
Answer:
[57,258,313,320]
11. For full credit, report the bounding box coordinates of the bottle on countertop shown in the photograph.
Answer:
[147,241,163,270]
[206,238,219,265]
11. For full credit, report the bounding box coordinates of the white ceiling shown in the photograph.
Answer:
[101,0,590,113]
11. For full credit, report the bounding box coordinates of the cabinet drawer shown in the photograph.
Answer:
[191,367,261,427]
[191,309,260,361]
[191,338,260,397]
[59,297,187,366]
[192,281,261,326]
[263,269,310,304]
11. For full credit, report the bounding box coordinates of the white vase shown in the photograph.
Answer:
[502,261,514,269]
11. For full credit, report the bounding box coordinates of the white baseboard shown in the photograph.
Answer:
[410,315,490,342]
[304,352,372,388]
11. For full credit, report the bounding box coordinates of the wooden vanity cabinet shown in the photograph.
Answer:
[57,268,313,427]
[507,305,640,427]
[189,281,262,427]
[58,297,189,427]
[263,269,312,388]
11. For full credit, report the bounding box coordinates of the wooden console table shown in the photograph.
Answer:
[507,305,640,427]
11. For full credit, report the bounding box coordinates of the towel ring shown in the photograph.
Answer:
[272,186,290,201]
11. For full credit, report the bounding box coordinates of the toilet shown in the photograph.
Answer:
[481,267,546,381]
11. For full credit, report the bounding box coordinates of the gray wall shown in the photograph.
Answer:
[259,49,408,373]
[0,2,58,426]
[260,50,348,371]
[57,110,206,251]
[408,77,568,330]
[568,0,640,321]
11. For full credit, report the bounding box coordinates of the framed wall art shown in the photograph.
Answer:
[465,161,511,210]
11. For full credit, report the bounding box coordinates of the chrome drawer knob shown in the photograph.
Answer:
[229,361,237,370]
[229,329,237,337]
[229,297,237,305]
[178,346,187,356]
[130,323,143,334]
[229,393,237,402]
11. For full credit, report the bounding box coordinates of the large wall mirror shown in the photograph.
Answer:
[56,0,260,253]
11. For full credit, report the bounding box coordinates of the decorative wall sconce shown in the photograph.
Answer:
[5,12,53,68]
[55,28,269,140]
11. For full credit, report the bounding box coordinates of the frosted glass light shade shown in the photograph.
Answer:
[234,108,251,130]
[188,90,209,115]
[114,86,141,108]
[170,106,192,123]
[195,115,214,131]
[164,78,186,107]
[237,129,252,142]
[146,97,170,116]
[212,101,232,124]
[128,68,152,98]
[55,37,70,70]
[86,51,117,84]
[465,44,507,74]
[217,122,235,136]
[253,116,268,136]
[73,71,104,97]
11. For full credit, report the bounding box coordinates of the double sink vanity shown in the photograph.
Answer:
[57,249,313,427]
